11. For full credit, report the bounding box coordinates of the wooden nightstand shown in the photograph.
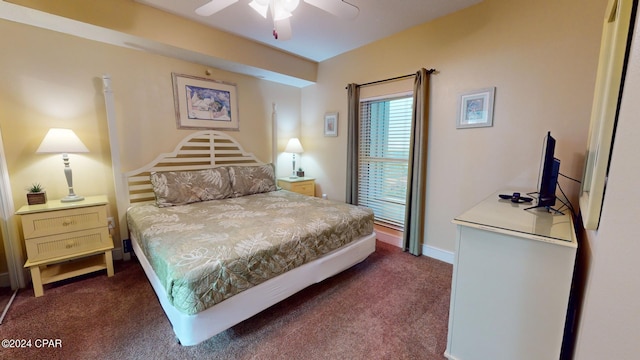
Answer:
[16,195,114,297]
[277,177,315,196]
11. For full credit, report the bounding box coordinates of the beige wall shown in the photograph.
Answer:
[0,19,301,273]
[301,0,608,254]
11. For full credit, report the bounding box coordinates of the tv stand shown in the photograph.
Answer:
[445,191,577,360]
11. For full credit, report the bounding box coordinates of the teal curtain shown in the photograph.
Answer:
[345,83,360,205]
[403,68,432,255]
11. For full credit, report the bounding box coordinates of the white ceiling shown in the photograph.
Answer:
[136,0,483,62]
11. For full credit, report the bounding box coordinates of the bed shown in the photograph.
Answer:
[118,130,376,346]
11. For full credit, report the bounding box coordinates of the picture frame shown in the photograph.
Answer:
[456,87,495,129]
[172,73,239,130]
[324,112,338,137]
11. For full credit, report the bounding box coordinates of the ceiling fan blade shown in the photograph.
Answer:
[303,0,359,20]
[274,18,293,41]
[195,0,238,16]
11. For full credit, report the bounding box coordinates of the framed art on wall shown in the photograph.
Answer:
[324,112,338,136]
[172,73,239,130]
[456,87,495,129]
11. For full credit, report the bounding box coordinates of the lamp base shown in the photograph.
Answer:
[61,195,84,203]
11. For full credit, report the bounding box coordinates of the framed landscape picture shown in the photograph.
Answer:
[456,87,495,129]
[172,73,239,130]
[324,112,338,136]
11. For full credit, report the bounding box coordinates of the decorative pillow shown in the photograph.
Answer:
[228,163,277,197]
[150,167,233,207]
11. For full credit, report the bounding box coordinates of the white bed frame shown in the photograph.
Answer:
[117,130,376,345]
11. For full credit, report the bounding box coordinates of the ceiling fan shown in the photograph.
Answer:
[195,0,359,40]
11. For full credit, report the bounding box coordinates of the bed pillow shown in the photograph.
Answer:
[228,163,277,197]
[150,167,233,207]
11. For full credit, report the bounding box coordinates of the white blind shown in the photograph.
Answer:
[358,94,413,229]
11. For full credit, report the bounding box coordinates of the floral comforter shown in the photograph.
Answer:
[127,190,374,315]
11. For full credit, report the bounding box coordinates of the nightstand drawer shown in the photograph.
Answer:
[291,182,314,196]
[21,205,107,239]
[25,227,112,262]
[278,178,315,196]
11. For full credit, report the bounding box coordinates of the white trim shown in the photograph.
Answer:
[0,127,25,289]
[423,244,454,264]
[360,90,413,103]
[375,226,454,264]
[271,102,277,164]
[375,229,402,247]
[111,247,124,261]
[103,74,130,261]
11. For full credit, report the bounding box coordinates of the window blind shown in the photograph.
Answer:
[358,95,413,229]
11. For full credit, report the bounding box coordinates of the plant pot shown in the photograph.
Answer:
[296,171,305,177]
[27,192,47,205]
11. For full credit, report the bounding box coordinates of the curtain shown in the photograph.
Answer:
[403,68,431,256]
[345,83,360,204]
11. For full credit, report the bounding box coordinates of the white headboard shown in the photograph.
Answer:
[123,130,265,205]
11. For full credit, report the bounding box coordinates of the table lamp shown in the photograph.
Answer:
[36,128,89,202]
[284,137,304,178]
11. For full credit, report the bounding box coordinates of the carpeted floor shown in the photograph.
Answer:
[0,241,452,360]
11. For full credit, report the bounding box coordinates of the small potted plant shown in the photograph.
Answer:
[26,183,47,205]
[296,168,305,177]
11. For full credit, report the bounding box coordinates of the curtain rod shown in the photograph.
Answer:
[345,68,435,89]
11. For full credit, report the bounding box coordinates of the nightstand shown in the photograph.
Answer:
[277,177,315,196]
[16,195,114,297]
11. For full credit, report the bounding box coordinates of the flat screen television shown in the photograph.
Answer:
[529,131,561,212]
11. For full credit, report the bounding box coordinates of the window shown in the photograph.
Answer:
[358,94,413,230]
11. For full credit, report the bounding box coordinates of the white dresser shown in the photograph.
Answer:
[445,191,577,360]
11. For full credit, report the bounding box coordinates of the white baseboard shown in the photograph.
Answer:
[423,244,454,264]
[375,229,454,264]
[112,247,124,261]
[376,230,403,247]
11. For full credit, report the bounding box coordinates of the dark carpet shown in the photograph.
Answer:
[0,241,452,359]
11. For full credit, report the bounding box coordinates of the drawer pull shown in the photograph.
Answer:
[62,219,74,226]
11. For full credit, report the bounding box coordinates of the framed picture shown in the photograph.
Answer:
[456,87,495,129]
[172,73,239,130]
[324,112,338,136]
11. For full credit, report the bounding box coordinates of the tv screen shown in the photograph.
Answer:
[538,131,560,208]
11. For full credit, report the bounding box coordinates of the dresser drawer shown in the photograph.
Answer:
[21,205,108,239]
[25,227,112,262]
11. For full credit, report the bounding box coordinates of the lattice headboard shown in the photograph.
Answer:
[123,130,265,206]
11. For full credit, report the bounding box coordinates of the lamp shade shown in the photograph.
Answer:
[284,138,304,153]
[36,128,89,154]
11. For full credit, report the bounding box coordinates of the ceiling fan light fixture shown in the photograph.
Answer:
[281,0,300,12]
[272,7,292,21]
[249,0,269,18]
